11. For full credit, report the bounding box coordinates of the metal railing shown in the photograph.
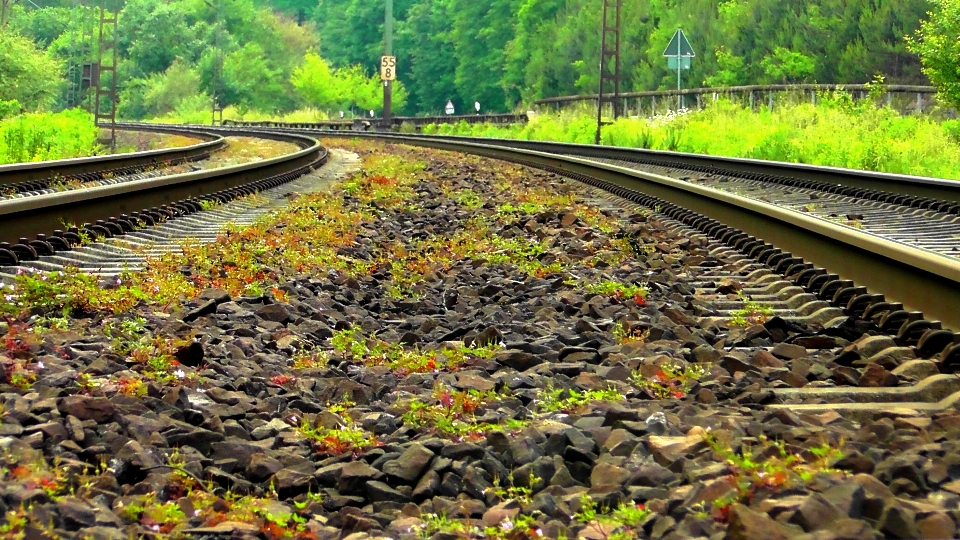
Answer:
[223,113,528,132]
[535,84,945,115]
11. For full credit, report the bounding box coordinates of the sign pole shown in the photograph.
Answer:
[663,29,694,111]
[677,31,681,110]
[383,0,393,124]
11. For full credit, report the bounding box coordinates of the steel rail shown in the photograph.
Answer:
[221,126,960,203]
[0,125,226,186]
[223,113,528,132]
[221,127,960,342]
[359,133,960,204]
[0,124,326,260]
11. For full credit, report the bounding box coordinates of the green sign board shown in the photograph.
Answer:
[663,29,695,58]
[663,29,695,106]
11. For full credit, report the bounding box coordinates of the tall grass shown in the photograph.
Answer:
[0,109,100,165]
[427,95,960,180]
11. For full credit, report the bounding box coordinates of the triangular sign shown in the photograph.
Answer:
[663,29,695,57]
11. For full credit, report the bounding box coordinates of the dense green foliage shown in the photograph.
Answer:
[0,109,99,164]
[908,0,960,110]
[291,53,408,114]
[426,95,960,179]
[0,29,62,112]
[5,0,397,120]
[0,0,954,118]
[315,0,933,113]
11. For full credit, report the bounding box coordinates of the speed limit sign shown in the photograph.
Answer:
[380,56,397,81]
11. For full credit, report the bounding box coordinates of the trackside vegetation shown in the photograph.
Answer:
[425,93,960,180]
[0,109,100,165]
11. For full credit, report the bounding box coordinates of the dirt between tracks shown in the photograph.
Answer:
[0,140,954,540]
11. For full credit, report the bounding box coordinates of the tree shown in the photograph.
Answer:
[119,0,198,77]
[704,47,747,87]
[760,47,816,83]
[291,53,341,108]
[291,53,407,113]
[908,0,960,109]
[395,0,458,113]
[0,29,62,111]
[124,58,207,118]
[222,42,288,112]
[449,0,516,110]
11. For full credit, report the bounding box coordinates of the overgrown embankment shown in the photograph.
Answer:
[427,95,960,179]
[0,109,100,164]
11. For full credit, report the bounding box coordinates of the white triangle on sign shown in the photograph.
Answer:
[445,101,455,115]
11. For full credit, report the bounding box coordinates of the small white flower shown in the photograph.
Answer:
[35,361,44,370]
[501,519,514,532]
[174,369,186,379]
[535,529,543,537]
[194,510,200,516]
[153,285,160,293]
[15,268,24,275]
[151,525,160,531]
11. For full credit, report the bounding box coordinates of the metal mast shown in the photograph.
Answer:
[93,1,118,150]
[594,0,622,145]
[211,0,223,125]
[383,0,393,124]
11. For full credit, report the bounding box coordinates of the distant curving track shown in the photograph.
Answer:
[216,123,960,373]
[0,123,326,264]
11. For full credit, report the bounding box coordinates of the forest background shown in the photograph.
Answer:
[0,0,939,120]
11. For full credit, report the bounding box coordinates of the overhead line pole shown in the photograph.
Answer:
[594,0,621,145]
[677,31,681,109]
[383,0,393,124]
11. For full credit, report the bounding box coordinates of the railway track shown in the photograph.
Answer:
[6,122,960,417]
[2,124,959,539]
[0,124,327,265]
[197,124,960,418]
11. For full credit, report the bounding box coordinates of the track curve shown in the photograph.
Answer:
[209,124,960,365]
[0,124,326,264]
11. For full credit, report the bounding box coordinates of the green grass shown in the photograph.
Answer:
[425,94,960,180]
[0,109,100,164]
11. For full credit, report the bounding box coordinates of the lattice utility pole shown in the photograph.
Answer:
[66,0,85,109]
[79,8,96,112]
[594,0,622,145]
[93,2,118,150]
[210,0,224,125]
[0,0,16,27]
[382,0,394,124]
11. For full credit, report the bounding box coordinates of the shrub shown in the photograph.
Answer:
[0,109,99,164]
[426,98,960,179]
